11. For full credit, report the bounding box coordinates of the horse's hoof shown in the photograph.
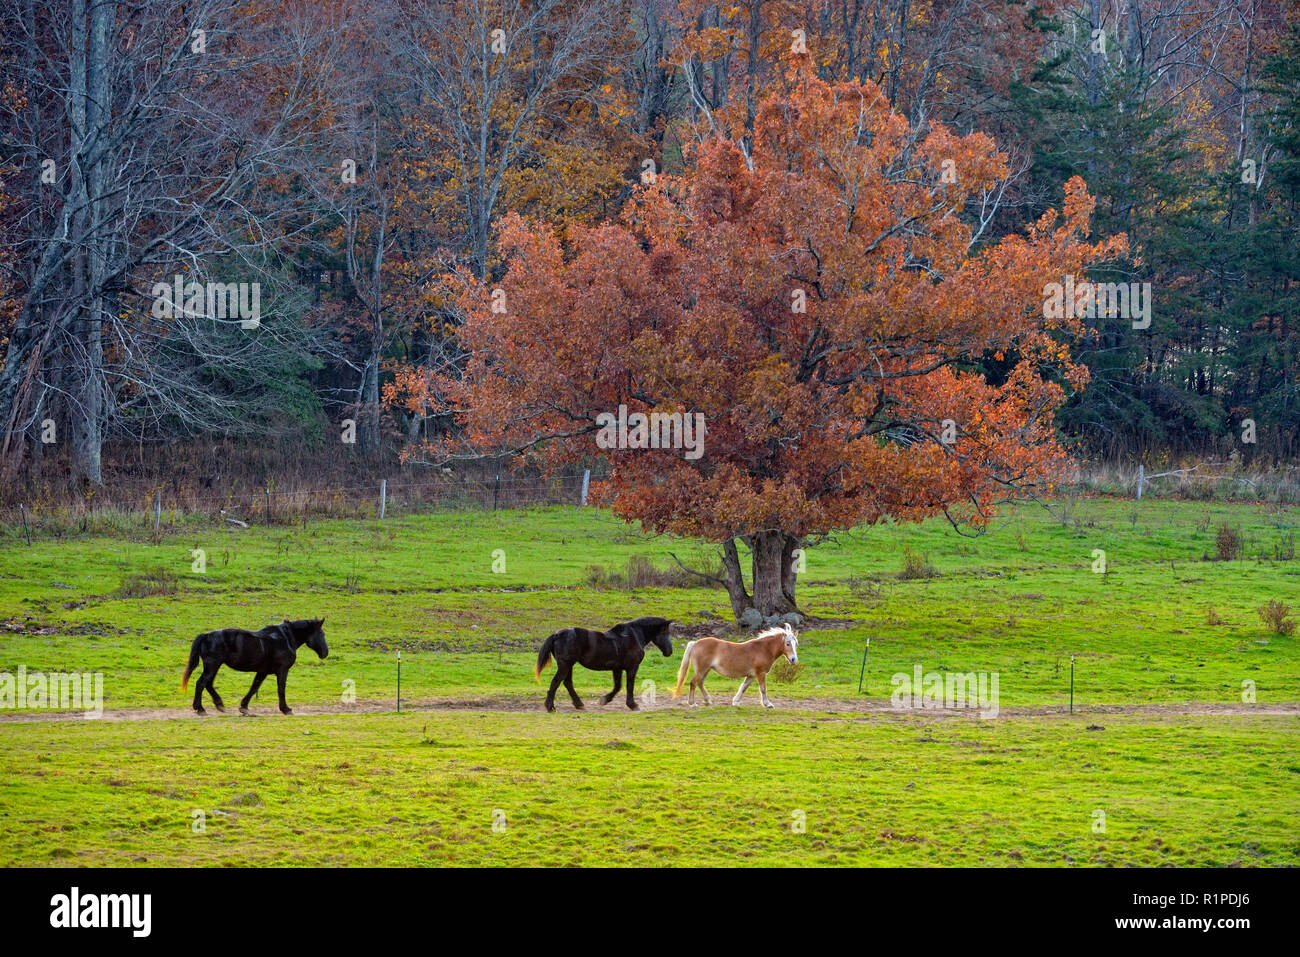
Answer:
[214,705,226,713]
[545,703,555,713]
[280,709,293,715]
[194,708,206,716]
[627,702,639,710]
[239,707,251,715]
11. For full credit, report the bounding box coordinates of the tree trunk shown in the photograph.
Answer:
[718,532,801,622]
[70,307,103,486]
[360,351,381,456]
[750,530,798,617]
[66,0,110,487]
[780,534,801,610]
[719,538,751,619]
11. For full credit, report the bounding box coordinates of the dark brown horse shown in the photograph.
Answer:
[534,616,672,712]
[181,619,328,715]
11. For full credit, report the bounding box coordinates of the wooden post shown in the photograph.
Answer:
[264,488,271,525]
[19,504,31,546]
[492,473,500,510]
[580,469,590,506]
[379,479,387,520]
[1136,463,1144,501]
[153,490,162,534]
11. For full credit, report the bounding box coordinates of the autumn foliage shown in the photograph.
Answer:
[393,71,1126,617]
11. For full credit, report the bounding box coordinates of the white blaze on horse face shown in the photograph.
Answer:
[786,635,799,664]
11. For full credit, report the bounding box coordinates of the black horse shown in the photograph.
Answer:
[181,619,328,715]
[534,616,672,712]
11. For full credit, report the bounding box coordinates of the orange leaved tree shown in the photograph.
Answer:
[399,72,1126,622]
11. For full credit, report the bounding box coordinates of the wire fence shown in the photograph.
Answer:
[2,468,595,542]
[5,457,1296,544]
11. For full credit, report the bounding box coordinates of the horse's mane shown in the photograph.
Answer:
[751,626,788,642]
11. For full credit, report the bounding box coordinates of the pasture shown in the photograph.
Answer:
[1,498,1297,866]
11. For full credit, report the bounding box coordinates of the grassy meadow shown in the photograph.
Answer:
[0,497,1297,865]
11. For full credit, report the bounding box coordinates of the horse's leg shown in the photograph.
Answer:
[240,672,268,715]
[562,664,583,710]
[693,666,712,706]
[545,665,564,712]
[731,676,751,706]
[601,668,623,705]
[192,663,208,715]
[758,672,774,708]
[205,662,226,713]
[624,665,639,710]
[275,669,293,715]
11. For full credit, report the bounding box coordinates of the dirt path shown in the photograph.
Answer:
[1,696,1296,724]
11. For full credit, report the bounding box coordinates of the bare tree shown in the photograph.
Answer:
[394,0,620,279]
[0,0,338,482]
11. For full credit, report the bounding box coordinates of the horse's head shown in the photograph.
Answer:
[611,617,674,656]
[649,618,674,657]
[292,618,328,659]
[781,622,799,664]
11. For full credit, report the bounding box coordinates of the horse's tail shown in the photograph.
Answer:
[673,640,698,698]
[180,634,204,691]
[534,634,557,683]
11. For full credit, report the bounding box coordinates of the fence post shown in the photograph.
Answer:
[1136,463,1144,501]
[153,490,162,534]
[19,504,31,546]
[580,469,590,507]
[265,488,271,524]
[379,479,387,519]
[493,473,500,510]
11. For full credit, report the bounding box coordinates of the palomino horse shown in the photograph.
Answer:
[673,623,799,708]
[181,619,328,715]
[534,616,673,712]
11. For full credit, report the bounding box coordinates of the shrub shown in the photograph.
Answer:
[117,568,178,598]
[585,556,711,590]
[1274,531,1296,562]
[626,555,698,589]
[1215,524,1242,561]
[899,545,938,580]
[1257,600,1295,637]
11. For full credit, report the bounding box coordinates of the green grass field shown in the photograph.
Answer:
[1,498,1297,865]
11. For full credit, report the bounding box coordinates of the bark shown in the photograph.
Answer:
[360,351,381,455]
[717,532,801,621]
[750,530,798,617]
[719,538,751,619]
